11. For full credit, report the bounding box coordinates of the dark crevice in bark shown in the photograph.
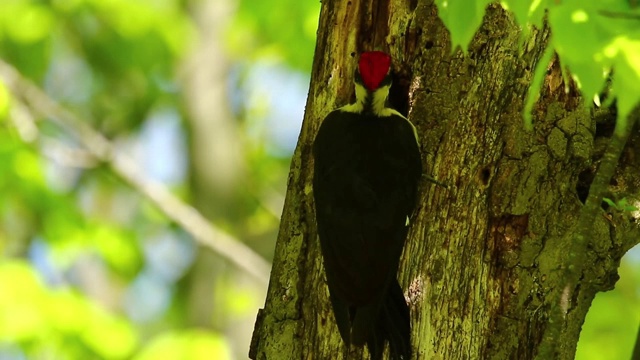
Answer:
[479,166,492,186]
[390,71,411,117]
[357,0,391,53]
[576,169,593,204]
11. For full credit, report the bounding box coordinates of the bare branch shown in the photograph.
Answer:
[0,59,271,285]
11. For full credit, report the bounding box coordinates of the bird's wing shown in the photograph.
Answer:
[313,111,421,306]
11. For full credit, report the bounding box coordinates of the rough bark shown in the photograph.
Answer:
[251,1,640,359]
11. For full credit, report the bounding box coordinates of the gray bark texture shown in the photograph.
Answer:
[251,1,640,359]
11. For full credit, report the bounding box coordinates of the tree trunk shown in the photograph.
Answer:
[251,1,640,359]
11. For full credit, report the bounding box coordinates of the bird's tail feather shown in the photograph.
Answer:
[366,280,411,360]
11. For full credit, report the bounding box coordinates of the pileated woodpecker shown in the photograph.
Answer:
[312,51,421,360]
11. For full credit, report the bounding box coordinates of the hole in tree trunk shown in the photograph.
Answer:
[576,169,593,204]
[390,71,411,117]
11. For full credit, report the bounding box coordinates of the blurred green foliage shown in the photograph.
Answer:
[134,330,231,360]
[0,260,137,359]
[0,0,319,358]
[0,0,195,134]
[232,0,319,70]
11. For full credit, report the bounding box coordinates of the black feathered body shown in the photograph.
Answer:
[313,108,422,359]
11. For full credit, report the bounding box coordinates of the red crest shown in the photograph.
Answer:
[358,51,391,91]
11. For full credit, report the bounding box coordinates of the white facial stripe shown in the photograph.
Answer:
[339,82,367,114]
[370,86,419,144]
[371,85,391,116]
[336,82,419,144]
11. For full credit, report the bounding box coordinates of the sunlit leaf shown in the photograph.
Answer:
[0,261,48,341]
[0,81,9,122]
[608,37,640,131]
[134,330,232,360]
[0,260,139,358]
[435,0,492,52]
[233,0,319,70]
[503,0,545,29]
[47,291,91,334]
[523,43,553,130]
[216,276,261,317]
[2,3,55,44]
[549,4,609,101]
[13,149,44,185]
[92,224,142,277]
[81,304,138,359]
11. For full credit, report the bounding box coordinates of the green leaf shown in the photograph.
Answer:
[602,197,616,208]
[565,61,608,108]
[608,37,640,133]
[523,42,554,130]
[503,0,545,29]
[549,4,609,101]
[603,197,640,212]
[616,198,639,212]
[436,0,492,52]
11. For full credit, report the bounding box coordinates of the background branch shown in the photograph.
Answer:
[0,59,271,285]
